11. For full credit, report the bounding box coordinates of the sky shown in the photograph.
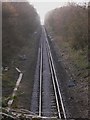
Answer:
[29,0,89,24]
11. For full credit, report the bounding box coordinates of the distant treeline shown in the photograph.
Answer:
[45,3,88,50]
[2,2,41,66]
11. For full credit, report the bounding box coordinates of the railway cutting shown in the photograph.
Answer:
[30,26,67,119]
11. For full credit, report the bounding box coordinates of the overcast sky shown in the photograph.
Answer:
[29,0,89,24]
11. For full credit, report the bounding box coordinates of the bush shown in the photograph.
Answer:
[2,2,40,66]
[45,3,88,50]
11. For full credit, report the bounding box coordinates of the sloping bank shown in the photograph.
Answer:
[45,3,88,118]
[2,2,42,110]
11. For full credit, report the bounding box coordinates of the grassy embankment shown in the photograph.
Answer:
[45,3,89,117]
[2,2,41,107]
[45,3,88,80]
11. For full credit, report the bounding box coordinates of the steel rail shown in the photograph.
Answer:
[39,42,43,117]
[47,47,61,118]
[44,27,67,119]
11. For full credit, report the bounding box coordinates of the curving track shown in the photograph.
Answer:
[31,26,67,119]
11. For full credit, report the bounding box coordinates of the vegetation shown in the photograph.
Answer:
[45,4,88,117]
[45,3,88,50]
[2,2,41,107]
[45,3,88,73]
[2,2,40,66]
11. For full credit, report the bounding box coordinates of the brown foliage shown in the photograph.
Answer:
[45,3,88,50]
[2,2,40,65]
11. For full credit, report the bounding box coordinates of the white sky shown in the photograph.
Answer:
[29,0,89,24]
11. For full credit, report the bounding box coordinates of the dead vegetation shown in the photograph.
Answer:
[2,2,41,109]
[45,2,88,118]
[2,2,40,66]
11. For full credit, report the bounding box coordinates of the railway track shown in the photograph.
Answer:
[31,27,67,119]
